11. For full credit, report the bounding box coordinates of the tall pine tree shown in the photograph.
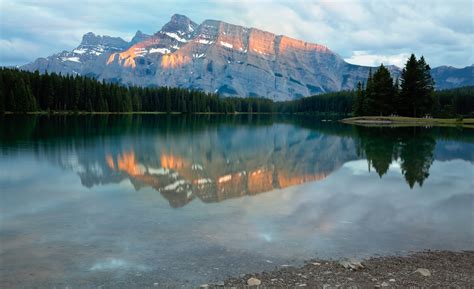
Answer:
[353,81,365,116]
[416,56,435,116]
[399,54,436,117]
[371,64,395,115]
[364,69,375,115]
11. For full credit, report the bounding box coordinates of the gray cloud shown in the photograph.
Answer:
[0,0,472,67]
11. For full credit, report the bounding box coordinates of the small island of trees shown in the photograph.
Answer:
[353,54,436,117]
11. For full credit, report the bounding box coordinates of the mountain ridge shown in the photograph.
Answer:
[21,14,473,100]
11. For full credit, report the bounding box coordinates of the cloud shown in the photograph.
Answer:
[344,51,411,67]
[0,38,43,67]
[0,0,472,67]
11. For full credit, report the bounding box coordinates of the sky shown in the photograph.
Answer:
[0,0,473,68]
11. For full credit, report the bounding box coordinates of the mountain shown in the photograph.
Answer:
[130,30,151,45]
[430,65,474,90]
[21,14,471,100]
[22,32,130,78]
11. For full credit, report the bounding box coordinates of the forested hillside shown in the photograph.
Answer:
[0,68,272,113]
[0,67,472,116]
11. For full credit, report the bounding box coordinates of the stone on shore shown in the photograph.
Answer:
[247,277,262,286]
[415,268,431,276]
[339,258,364,270]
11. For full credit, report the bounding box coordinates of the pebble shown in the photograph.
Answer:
[199,285,209,288]
[381,281,389,287]
[339,258,364,271]
[323,271,332,275]
[415,268,431,277]
[153,283,158,286]
[247,277,261,286]
[312,262,321,266]
[215,281,224,286]
[389,278,396,282]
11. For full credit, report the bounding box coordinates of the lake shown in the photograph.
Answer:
[0,115,473,288]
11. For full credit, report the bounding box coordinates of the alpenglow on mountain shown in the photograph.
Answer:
[22,14,474,100]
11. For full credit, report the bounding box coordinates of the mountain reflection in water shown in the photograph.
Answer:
[0,114,473,209]
[104,149,329,207]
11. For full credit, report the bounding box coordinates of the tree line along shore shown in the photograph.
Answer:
[0,54,472,119]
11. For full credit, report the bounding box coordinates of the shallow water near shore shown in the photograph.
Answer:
[1,115,473,288]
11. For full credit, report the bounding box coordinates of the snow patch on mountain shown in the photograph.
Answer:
[164,32,188,43]
[197,39,213,45]
[73,48,87,54]
[220,41,233,49]
[62,57,81,63]
[149,48,171,54]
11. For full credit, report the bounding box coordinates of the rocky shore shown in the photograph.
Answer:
[215,251,473,288]
[340,116,474,128]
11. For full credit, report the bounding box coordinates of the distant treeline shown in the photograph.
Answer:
[0,68,273,114]
[275,91,355,115]
[435,86,474,117]
[0,67,472,116]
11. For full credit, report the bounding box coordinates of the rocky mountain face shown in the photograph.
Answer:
[21,14,472,100]
[430,65,474,90]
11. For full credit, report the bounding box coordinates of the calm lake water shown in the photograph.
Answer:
[1,115,473,288]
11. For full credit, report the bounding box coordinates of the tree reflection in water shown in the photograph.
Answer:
[355,126,436,188]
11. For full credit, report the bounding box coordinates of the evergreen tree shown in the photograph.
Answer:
[165,88,171,113]
[364,69,375,115]
[371,64,395,115]
[416,56,436,116]
[392,78,400,115]
[400,54,420,116]
[0,87,4,114]
[353,54,439,117]
[0,72,4,114]
[353,81,365,116]
[12,78,34,113]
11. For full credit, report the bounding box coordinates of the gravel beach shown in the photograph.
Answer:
[221,251,474,288]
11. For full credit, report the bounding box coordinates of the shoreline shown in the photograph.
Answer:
[340,116,474,128]
[221,250,473,288]
[1,111,272,115]
[1,111,342,116]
